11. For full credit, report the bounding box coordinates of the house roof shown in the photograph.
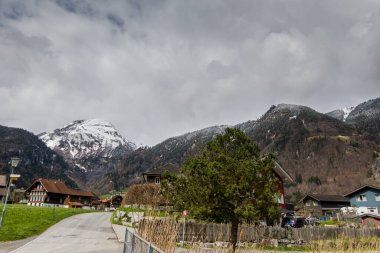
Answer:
[143,163,180,176]
[111,195,123,201]
[357,213,380,219]
[273,162,294,183]
[301,194,350,203]
[26,178,95,197]
[344,184,380,197]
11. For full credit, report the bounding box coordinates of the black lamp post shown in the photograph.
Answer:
[0,157,21,229]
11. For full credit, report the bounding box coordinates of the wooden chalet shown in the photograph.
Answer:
[273,162,293,208]
[25,178,97,208]
[344,185,380,214]
[0,175,26,204]
[300,194,350,218]
[111,195,123,208]
[143,163,179,184]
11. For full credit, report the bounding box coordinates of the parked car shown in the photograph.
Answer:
[281,216,305,228]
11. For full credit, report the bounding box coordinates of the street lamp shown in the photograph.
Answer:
[10,157,21,168]
[0,157,21,229]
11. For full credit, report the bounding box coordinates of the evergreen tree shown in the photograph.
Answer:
[162,128,280,253]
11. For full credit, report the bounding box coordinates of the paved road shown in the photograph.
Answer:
[0,236,37,253]
[11,212,123,253]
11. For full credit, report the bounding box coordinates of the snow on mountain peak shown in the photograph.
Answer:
[342,106,356,122]
[273,104,315,116]
[39,118,136,160]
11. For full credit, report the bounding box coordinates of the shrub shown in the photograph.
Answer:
[295,174,303,184]
[123,184,163,206]
[350,140,359,147]
[307,176,322,185]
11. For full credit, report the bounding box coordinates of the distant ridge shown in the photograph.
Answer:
[97,97,380,200]
[0,125,76,189]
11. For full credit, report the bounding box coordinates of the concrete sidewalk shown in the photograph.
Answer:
[112,224,127,242]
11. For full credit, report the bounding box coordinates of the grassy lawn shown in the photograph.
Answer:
[0,204,93,241]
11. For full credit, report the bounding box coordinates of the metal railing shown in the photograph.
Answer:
[123,227,164,253]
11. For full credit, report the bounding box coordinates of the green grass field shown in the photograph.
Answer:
[0,204,93,241]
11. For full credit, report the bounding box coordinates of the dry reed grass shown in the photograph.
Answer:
[310,236,380,252]
[137,217,180,253]
[137,218,380,252]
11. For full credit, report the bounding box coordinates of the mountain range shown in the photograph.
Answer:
[38,119,136,193]
[1,97,379,200]
[100,97,380,201]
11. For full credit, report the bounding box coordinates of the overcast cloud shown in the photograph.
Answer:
[1,0,380,145]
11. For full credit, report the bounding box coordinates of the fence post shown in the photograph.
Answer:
[123,229,129,253]
[131,233,135,253]
[147,243,153,253]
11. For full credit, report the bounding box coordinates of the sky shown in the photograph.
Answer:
[1,0,380,146]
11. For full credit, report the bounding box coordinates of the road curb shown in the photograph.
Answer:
[112,224,126,242]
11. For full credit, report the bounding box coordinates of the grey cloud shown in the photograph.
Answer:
[0,0,380,145]
[55,0,96,16]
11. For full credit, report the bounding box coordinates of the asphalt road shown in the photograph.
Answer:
[0,236,37,253]
[11,212,123,253]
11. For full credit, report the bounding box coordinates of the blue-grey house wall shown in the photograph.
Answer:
[348,188,380,208]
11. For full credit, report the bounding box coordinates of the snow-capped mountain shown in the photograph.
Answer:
[39,119,136,160]
[327,97,380,135]
[326,105,357,122]
[342,106,356,121]
[38,118,136,188]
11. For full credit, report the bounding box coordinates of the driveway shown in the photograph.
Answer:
[10,212,122,253]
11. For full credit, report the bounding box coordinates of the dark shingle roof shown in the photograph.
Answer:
[143,163,180,176]
[302,194,349,203]
[344,184,380,197]
[273,162,294,183]
[26,178,95,197]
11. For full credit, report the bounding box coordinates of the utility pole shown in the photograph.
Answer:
[0,157,21,229]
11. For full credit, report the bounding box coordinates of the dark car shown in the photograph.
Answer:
[281,217,305,228]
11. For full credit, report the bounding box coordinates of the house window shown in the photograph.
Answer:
[313,201,319,206]
[277,194,284,204]
[356,194,367,202]
[155,177,160,184]
[306,201,311,206]
[375,194,380,201]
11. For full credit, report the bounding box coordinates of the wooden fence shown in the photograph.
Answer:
[139,220,380,243]
[178,222,380,242]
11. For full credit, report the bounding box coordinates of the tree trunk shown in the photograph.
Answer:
[229,216,239,253]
